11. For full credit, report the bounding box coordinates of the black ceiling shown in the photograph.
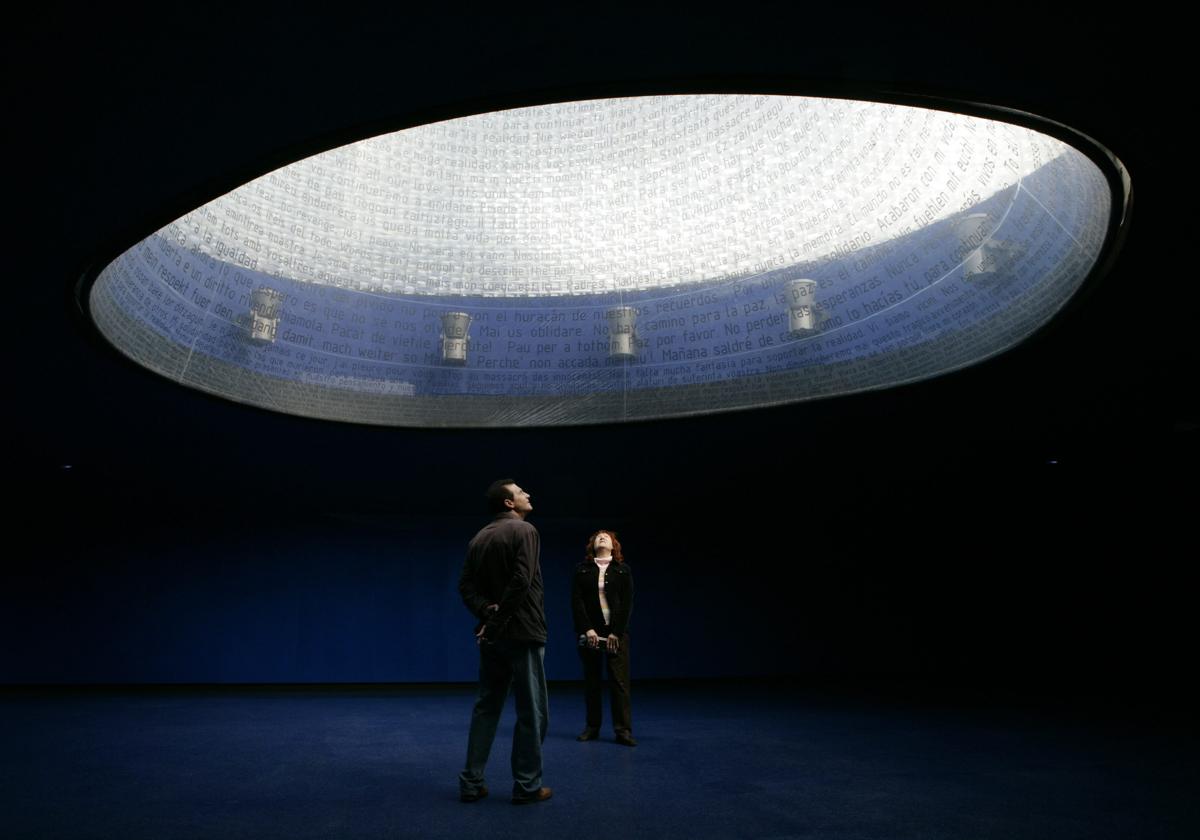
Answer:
[6,9,1187,517]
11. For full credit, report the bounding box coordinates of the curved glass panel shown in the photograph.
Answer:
[89,95,1113,426]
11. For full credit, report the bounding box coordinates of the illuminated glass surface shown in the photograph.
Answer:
[89,95,1113,426]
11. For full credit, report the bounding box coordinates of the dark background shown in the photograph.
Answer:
[3,9,1190,696]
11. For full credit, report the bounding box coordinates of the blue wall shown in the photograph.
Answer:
[4,447,1185,686]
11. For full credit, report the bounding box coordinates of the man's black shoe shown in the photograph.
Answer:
[460,786,488,803]
[512,786,553,804]
[614,732,638,747]
[576,728,599,741]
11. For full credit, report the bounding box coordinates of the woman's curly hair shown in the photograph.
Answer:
[584,530,624,564]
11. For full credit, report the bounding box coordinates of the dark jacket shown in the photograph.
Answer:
[571,560,633,637]
[459,512,547,643]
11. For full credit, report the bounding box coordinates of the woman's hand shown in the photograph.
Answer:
[606,634,620,653]
[585,629,600,648]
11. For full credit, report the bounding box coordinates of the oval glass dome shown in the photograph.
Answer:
[88,95,1117,426]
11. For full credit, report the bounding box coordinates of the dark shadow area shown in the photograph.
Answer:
[6,442,1197,701]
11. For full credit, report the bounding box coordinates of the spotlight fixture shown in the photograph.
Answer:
[784,279,820,337]
[247,287,284,343]
[440,311,472,365]
[955,213,1022,281]
[606,306,638,359]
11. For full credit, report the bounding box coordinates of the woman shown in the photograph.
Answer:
[571,529,636,746]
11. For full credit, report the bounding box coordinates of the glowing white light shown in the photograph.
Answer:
[89,95,1114,427]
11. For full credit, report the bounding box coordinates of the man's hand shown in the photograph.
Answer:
[477,604,499,645]
[585,629,600,649]
[606,634,620,653]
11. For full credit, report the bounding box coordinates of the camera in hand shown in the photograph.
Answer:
[578,634,618,651]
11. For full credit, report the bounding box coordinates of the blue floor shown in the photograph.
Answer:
[2,682,1196,839]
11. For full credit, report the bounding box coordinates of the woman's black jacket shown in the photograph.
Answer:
[570,560,633,637]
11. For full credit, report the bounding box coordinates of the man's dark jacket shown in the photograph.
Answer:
[459,512,547,643]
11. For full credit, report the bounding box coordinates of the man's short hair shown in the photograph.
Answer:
[486,478,518,513]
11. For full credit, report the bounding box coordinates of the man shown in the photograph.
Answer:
[457,479,552,804]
